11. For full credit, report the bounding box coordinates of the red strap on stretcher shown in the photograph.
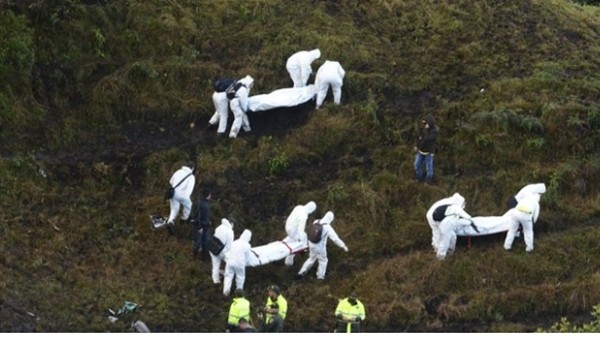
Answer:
[251,250,262,265]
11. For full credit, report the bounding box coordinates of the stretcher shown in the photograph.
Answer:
[454,213,512,237]
[247,85,316,112]
[247,240,308,267]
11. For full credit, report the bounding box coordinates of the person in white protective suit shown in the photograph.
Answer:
[314,60,346,110]
[507,183,546,209]
[283,201,317,266]
[223,229,253,296]
[208,85,231,135]
[166,161,196,235]
[436,202,478,260]
[286,49,321,88]
[426,193,466,253]
[296,211,348,280]
[504,190,544,252]
[210,218,235,284]
[229,75,254,139]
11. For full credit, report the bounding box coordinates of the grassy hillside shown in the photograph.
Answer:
[2,0,600,332]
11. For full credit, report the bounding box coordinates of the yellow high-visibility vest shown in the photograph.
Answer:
[228,297,250,326]
[265,295,287,323]
[335,298,366,333]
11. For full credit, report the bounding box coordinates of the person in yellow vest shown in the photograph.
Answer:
[335,293,366,333]
[227,289,251,332]
[257,285,287,332]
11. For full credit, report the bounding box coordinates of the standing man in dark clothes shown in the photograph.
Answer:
[193,187,212,261]
[414,114,439,184]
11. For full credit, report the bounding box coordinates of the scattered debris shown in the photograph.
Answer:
[150,215,167,230]
[108,301,139,317]
[47,218,60,232]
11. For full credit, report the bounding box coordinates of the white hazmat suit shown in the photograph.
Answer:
[504,189,544,252]
[208,91,230,134]
[210,218,235,284]
[223,229,252,296]
[436,204,475,260]
[426,193,466,253]
[283,201,317,266]
[297,211,348,280]
[229,75,254,139]
[286,49,321,88]
[314,60,346,109]
[167,165,195,225]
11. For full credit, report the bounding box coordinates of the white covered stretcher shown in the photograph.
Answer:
[454,213,512,237]
[247,85,316,112]
[247,240,308,267]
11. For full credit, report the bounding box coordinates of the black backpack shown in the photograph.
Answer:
[226,82,246,100]
[506,196,518,209]
[207,236,225,255]
[213,77,236,93]
[432,204,449,222]
[308,222,324,243]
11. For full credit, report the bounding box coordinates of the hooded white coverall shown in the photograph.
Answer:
[315,60,346,109]
[436,204,474,260]
[210,218,235,284]
[167,166,195,225]
[229,75,254,139]
[426,193,466,253]
[514,183,546,202]
[297,211,348,280]
[286,49,321,88]
[283,201,317,266]
[208,91,230,134]
[223,229,252,296]
[504,193,542,252]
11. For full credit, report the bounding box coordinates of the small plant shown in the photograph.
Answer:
[92,28,106,58]
[268,145,288,177]
[539,305,600,332]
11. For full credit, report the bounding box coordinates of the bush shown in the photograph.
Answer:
[0,11,34,89]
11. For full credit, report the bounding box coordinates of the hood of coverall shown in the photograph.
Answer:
[240,229,252,243]
[239,75,254,89]
[320,211,334,225]
[304,201,317,215]
[309,49,321,62]
[530,183,546,195]
[422,114,436,127]
[449,193,466,209]
[221,218,233,230]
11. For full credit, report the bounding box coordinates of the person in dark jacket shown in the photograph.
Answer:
[414,114,438,183]
[193,187,212,261]
[237,318,257,332]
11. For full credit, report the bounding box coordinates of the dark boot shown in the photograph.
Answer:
[167,222,175,236]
